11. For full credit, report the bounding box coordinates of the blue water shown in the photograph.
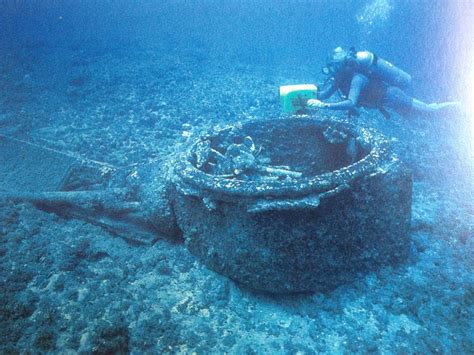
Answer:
[1,0,473,353]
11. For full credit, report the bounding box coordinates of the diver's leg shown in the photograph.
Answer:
[411,99,435,112]
[385,87,460,115]
[383,86,415,115]
[419,100,460,112]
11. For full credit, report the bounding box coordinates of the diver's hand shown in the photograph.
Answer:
[307,99,329,109]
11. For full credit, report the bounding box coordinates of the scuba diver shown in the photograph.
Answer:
[307,47,459,118]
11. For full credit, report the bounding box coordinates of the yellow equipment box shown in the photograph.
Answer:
[279,84,317,113]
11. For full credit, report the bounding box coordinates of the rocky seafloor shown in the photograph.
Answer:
[1,43,473,353]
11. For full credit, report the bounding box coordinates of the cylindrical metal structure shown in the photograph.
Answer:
[372,56,412,89]
[172,118,412,293]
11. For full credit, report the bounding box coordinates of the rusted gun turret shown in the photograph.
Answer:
[0,117,412,293]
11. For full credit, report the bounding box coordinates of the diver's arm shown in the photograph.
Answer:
[316,77,338,100]
[309,74,368,110]
[327,74,368,109]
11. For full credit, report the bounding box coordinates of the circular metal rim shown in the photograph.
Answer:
[174,117,395,198]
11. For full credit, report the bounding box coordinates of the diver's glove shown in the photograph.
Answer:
[307,99,329,109]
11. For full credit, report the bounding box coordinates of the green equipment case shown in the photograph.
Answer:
[279,84,317,113]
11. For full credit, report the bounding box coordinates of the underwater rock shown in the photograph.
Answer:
[172,117,412,293]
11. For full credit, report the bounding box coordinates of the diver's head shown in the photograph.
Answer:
[322,47,355,75]
[331,47,348,62]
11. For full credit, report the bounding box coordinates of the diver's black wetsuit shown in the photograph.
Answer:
[317,67,413,117]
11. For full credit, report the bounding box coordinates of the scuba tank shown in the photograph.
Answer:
[347,48,412,89]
